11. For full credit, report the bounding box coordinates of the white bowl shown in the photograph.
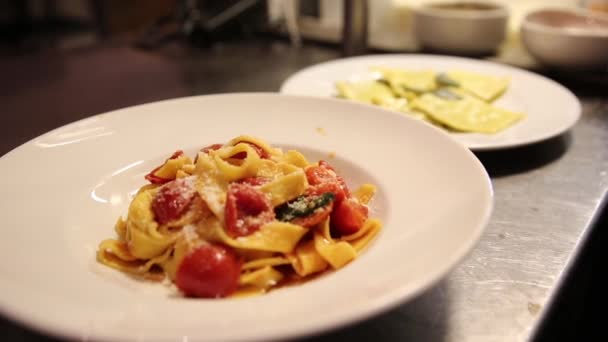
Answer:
[413,1,509,55]
[0,94,493,341]
[521,8,608,70]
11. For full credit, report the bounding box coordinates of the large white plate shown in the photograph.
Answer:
[0,94,492,342]
[280,54,581,151]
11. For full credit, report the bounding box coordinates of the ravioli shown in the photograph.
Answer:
[372,67,437,96]
[411,93,524,134]
[336,80,428,120]
[445,70,509,102]
[335,80,394,105]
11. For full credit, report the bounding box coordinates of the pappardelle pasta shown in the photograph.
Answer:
[96,136,381,298]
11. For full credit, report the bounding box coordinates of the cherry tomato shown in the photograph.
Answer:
[145,150,184,184]
[305,161,350,202]
[231,142,270,160]
[151,178,196,225]
[292,202,334,227]
[319,160,351,198]
[305,164,335,185]
[175,244,241,298]
[330,198,369,236]
[225,183,274,238]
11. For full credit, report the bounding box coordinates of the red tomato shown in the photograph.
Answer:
[225,183,274,238]
[145,150,184,184]
[305,164,335,185]
[319,160,351,198]
[151,178,196,225]
[307,182,346,203]
[305,161,350,202]
[292,201,334,227]
[175,244,241,298]
[236,176,271,186]
[336,175,350,198]
[330,198,369,236]
[231,142,270,160]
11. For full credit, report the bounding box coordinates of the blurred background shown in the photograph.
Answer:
[1,0,605,55]
[2,0,606,152]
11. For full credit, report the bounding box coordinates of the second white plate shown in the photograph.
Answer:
[280,54,581,151]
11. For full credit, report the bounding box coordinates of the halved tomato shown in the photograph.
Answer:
[330,198,369,236]
[305,160,350,203]
[151,177,196,225]
[225,183,274,238]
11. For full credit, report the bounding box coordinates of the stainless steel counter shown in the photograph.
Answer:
[1,39,606,341]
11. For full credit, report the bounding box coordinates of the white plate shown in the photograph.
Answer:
[0,94,492,342]
[280,54,581,151]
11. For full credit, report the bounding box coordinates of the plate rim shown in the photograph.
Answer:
[279,53,582,151]
[0,93,494,342]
